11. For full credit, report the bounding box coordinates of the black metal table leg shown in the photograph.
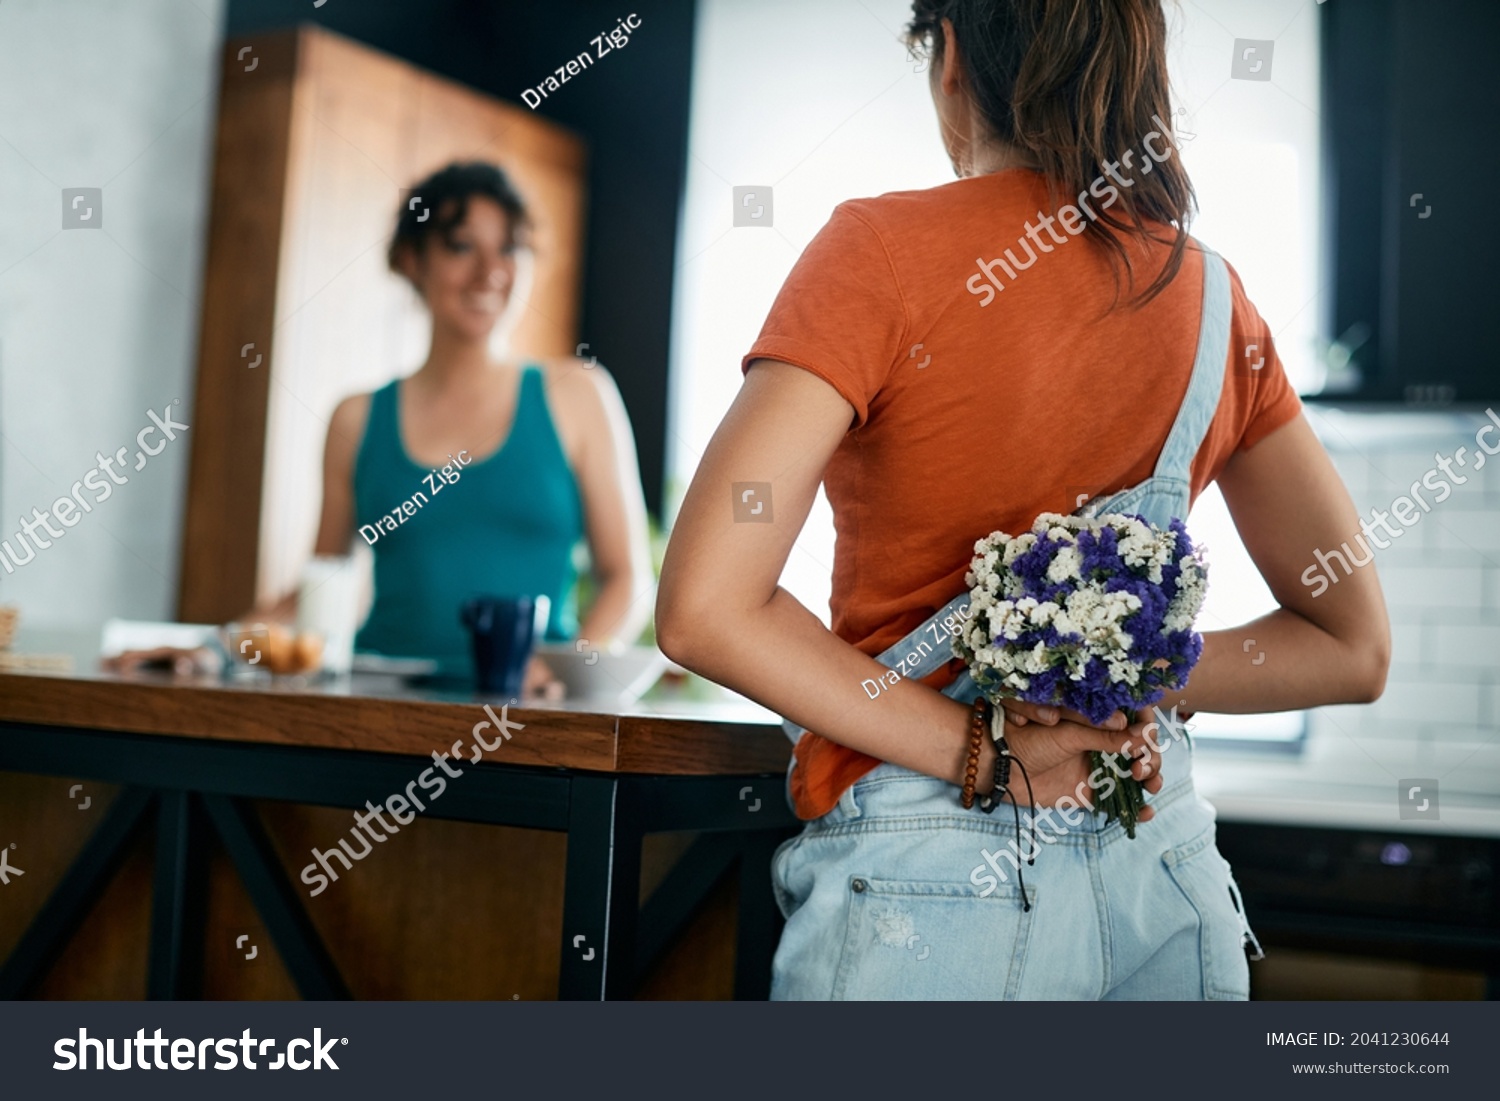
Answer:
[0,787,156,999]
[558,776,644,1000]
[147,791,210,1000]
[635,832,741,980]
[200,794,351,1000]
[734,830,791,1000]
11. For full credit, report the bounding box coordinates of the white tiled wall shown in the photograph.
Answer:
[1305,409,1500,802]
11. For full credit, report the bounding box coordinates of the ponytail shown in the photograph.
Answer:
[907,0,1194,305]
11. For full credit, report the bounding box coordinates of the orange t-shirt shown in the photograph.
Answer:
[741,169,1302,821]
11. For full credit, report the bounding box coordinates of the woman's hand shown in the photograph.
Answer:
[102,646,219,677]
[552,362,656,648]
[521,655,564,700]
[983,710,1164,823]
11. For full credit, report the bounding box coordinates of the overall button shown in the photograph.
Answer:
[851,878,867,893]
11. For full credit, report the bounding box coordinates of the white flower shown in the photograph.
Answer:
[1005,642,1037,675]
[1003,534,1036,566]
[1060,587,1140,652]
[1164,554,1208,631]
[989,601,1036,641]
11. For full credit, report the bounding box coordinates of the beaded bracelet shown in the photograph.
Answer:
[959,696,991,809]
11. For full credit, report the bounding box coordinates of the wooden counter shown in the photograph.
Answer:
[0,664,792,775]
[0,661,795,1001]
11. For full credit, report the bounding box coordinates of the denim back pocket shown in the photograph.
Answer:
[831,875,1037,1000]
[1161,828,1251,1000]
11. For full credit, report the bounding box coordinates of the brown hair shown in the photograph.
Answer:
[388,161,532,277]
[906,0,1194,305]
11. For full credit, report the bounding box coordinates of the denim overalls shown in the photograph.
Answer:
[771,248,1263,1000]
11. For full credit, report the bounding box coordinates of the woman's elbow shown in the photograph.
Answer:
[1347,626,1392,704]
[654,587,708,670]
[654,567,738,671]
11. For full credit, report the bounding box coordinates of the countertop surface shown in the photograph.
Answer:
[0,628,791,777]
[1192,749,1500,838]
[4,627,1497,834]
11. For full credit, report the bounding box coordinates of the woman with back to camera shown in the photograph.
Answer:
[318,161,653,690]
[656,0,1389,1000]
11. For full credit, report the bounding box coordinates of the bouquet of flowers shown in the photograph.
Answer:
[953,513,1208,838]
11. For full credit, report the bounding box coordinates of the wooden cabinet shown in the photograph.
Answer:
[178,25,587,621]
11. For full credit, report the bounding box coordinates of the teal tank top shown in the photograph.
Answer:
[351,366,583,677]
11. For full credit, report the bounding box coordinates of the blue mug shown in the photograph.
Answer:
[459,595,550,696]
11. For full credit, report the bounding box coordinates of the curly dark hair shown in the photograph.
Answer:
[387,161,533,275]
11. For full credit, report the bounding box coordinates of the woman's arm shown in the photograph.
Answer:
[218,396,369,623]
[657,359,1156,806]
[241,395,369,622]
[1177,413,1391,713]
[311,395,366,558]
[558,364,655,646]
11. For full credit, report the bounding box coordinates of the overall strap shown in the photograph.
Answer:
[1151,248,1232,484]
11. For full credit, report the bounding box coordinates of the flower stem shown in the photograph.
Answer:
[1088,750,1143,839]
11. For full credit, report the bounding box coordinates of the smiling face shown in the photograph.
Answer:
[398,195,525,342]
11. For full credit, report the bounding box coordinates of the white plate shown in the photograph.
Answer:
[533,644,668,703]
[350,653,441,678]
[100,618,221,657]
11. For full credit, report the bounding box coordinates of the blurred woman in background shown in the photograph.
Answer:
[110,162,652,690]
[319,162,653,689]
